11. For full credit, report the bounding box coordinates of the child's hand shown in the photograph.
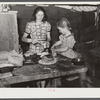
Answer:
[51,45,55,51]
[51,45,57,54]
[46,42,50,48]
[51,46,57,57]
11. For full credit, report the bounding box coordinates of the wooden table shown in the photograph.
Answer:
[0,56,88,87]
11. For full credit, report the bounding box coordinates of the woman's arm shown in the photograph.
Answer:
[46,32,51,42]
[22,33,32,43]
[22,22,32,43]
[46,22,51,42]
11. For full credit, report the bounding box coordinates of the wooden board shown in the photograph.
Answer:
[0,11,19,52]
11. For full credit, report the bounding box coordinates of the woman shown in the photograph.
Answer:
[22,6,51,56]
[22,7,51,87]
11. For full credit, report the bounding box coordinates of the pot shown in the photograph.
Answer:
[71,57,85,65]
[0,67,15,73]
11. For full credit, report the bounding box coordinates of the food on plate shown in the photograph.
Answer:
[41,54,55,63]
[38,54,58,65]
[37,52,49,57]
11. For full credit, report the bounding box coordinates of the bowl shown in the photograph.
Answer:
[0,67,15,73]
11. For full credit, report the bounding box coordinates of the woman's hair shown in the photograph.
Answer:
[57,18,72,30]
[32,6,47,22]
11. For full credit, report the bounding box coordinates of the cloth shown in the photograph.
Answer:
[0,50,24,66]
[25,21,51,53]
[59,34,78,59]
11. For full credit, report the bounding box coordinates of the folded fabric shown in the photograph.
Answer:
[8,50,24,66]
[0,50,24,67]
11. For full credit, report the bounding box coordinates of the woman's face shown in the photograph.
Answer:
[36,10,44,22]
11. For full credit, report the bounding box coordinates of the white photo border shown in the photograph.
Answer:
[0,1,100,98]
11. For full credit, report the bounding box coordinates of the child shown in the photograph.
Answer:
[51,18,78,59]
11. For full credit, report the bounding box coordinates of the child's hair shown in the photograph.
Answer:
[57,18,72,30]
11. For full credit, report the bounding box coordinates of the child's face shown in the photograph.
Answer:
[57,27,68,35]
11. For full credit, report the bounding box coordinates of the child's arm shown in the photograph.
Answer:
[54,35,75,53]
[53,40,62,47]
[51,40,62,53]
[54,46,69,52]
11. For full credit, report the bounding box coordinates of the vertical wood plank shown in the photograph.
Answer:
[0,11,19,52]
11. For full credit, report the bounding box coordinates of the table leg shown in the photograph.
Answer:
[47,78,61,87]
[41,81,46,88]
[79,72,87,87]
[36,81,46,88]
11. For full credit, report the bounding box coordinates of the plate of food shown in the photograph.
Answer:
[37,52,49,57]
[38,54,58,65]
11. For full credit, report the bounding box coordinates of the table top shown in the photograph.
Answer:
[0,55,88,86]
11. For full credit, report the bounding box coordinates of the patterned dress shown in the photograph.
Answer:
[25,21,51,54]
[59,33,78,59]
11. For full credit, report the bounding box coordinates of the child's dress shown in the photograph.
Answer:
[59,33,78,59]
[24,21,51,55]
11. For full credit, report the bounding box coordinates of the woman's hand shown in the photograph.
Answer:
[46,42,50,48]
[32,39,39,44]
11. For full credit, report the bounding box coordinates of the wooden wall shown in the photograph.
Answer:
[0,11,19,52]
[10,5,97,53]
[10,5,81,52]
